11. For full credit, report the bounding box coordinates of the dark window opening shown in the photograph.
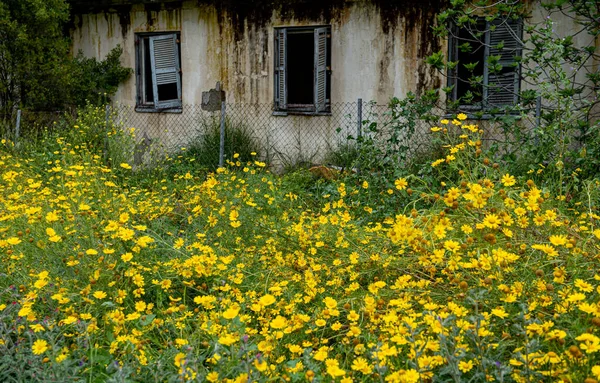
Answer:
[157,83,178,102]
[287,32,314,105]
[274,26,331,114]
[136,32,182,112]
[143,42,154,104]
[455,26,485,104]
[448,18,523,112]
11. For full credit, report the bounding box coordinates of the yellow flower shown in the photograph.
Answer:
[347,310,360,322]
[270,315,288,329]
[218,334,237,346]
[32,339,49,355]
[501,174,516,186]
[325,358,346,377]
[351,357,373,374]
[394,178,408,190]
[549,235,567,246]
[259,294,276,307]
[206,372,219,382]
[63,316,78,325]
[491,307,509,319]
[458,360,474,373]
[443,240,460,253]
[6,237,21,245]
[457,113,468,121]
[483,214,501,229]
[135,301,147,312]
[323,297,337,309]
[56,353,68,363]
[93,291,107,300]
[174,352,186,368]
[222,306,240,319]
[120,163,132,170]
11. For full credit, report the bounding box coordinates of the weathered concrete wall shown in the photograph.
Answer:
[71,0,442,105]
[71,0,598,165]
[70,0,444,163]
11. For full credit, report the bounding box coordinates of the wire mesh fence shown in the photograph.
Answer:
[4,100,556,172]
[109,101,436,171]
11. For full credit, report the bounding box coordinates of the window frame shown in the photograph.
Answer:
[447,17,523,112]
[273,25,332,116]
[135,32,182,113]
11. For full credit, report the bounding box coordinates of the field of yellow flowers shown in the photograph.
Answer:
[1,116,600,383]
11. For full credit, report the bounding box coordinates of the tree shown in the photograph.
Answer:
[0,0,131,118]
[0,0,70,115]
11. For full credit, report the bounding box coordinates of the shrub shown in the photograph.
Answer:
[182,116,261,170]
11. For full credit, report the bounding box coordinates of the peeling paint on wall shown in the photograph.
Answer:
[69,0,449,160]
[70,0,446,105]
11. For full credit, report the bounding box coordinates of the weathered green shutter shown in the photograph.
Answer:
[484,18,522,107]
[149,34,182,109]
[314,27,328,113]
[275,29,287,110]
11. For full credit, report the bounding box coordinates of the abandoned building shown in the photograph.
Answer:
[67,0,595,165]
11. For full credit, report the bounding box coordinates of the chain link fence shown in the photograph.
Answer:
[3,100,561,172]
[109,101,436,171]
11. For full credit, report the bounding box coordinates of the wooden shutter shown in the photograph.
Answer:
[149,34,182,109]
[275,29,287,110]
[484,18,522,107]
[314,27,328,113]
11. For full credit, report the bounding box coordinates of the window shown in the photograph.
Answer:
[274,26,331,114]
[448,18,523,111]
[135,33,182,112]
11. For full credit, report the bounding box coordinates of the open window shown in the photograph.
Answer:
[448,18,523,111]
[274,26,331,115]
[135,32,182,112]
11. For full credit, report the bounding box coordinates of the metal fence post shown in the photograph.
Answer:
[535,96,541,128]
[357,98,362,139]
[104,105,110,163]
[219,101,226,168]
[15,109,21,149]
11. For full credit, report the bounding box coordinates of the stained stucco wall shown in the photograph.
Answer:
[71,0,442,106]
[70,1,599,164]
[70,1,443,163]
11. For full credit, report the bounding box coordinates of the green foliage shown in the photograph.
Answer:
[338,92,438,176]
[70,46,133,107]
[180,117,261,171]
[0,0,131,117]
[0,0,70,113]
[425,0,600,193]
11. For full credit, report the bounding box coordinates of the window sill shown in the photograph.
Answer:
[272,110,332,117]
[445,105,524,120]
[135,105,183,114]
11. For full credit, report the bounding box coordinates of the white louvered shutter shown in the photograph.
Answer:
[149,34,182,109]
[314,27,328,113]
[275,29,287,110]
[484,18,522,107]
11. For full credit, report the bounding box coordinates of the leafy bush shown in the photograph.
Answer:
[69,46,133,108]
[182,116,261,170]
[427,0,600,188]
